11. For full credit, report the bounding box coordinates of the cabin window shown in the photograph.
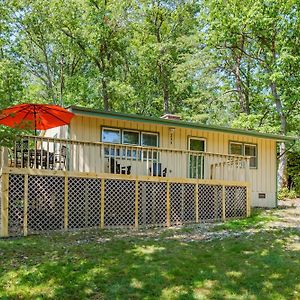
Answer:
[189,138,205,152]
[245,144,257,168]
[229,142,257,168]
[229,142,243,155]
[122,130,139,159]
[123,130,139,145]
[141,133,158,147]
[101,128,159,160]
[102,128,121,144]
[141,132,159,161]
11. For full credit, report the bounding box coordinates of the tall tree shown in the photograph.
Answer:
[130,0,199,114]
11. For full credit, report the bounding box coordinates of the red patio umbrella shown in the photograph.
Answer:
[0,103,75,134]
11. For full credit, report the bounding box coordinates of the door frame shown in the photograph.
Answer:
[187,137,206,179]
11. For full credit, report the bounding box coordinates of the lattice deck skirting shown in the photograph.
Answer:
[0,168,250,237]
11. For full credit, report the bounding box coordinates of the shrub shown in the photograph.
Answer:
[278,187,298,200]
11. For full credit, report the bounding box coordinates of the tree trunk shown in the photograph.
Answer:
[60,54,65,106]
[102,77,109,111]
[163,80,169,114]
[278,142,287,189]
[270,81,287,189]
[234,53,250,114]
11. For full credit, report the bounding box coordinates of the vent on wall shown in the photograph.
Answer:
[258,193,266,199]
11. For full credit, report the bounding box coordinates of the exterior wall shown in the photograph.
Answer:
[66,115,277,208]
[43,125,68,140]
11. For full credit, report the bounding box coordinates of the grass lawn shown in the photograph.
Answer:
[1,209,300,299]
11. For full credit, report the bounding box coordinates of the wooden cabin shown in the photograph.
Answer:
[0,106,295,237]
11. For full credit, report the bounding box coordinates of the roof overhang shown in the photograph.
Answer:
[68,106,297,142]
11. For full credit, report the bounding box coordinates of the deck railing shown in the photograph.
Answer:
[1,135,250,182]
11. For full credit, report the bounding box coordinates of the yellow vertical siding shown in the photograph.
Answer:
[66,115,277,207]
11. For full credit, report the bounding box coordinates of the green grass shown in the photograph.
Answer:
[211,208,278,232]
[0,213,299,299]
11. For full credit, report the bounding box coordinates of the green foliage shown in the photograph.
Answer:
[278,187,298,200]
[231,114,281,133]
[287,145,300,195]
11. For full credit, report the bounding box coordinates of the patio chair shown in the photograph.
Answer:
[14,139,29,167]
[54,145,67,170]
[149,162,167,177]
[109,158,131,175]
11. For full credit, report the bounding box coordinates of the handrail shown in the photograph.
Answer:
[18,134,250,160]
[4,134,251,182]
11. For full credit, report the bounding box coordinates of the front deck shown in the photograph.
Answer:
[0,135,251,237]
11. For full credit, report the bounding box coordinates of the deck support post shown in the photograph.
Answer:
[135,179,139,229]
[23,174,28,236]
[195,183,199,223]
[0,147,8,170]
[222,185,226,221]
[166,181,170,227]
[100,178,105,229]
[0,173,9,237]
[64,174,68,230]
[246,184,251,217]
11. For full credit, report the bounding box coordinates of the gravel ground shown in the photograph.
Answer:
[278,198,300,207]
[40,201,300,246]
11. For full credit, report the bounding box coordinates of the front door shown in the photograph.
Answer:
[188,138,206,179]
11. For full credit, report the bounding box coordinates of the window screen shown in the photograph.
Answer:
[245,144,257,168]
[141,133,158,147]
[102,128,121,144]
[229,143,243,155]
[123,130,139,145]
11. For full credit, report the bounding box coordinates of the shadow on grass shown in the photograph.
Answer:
[0,227,300,299]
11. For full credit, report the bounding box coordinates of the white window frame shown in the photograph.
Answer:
[244,143,257,169]
[102,127,121,144]
[122,129,140,145]
[229,141,257,169]
[141,132,159,147]
[229,141,244,156]
[188,137,206,152]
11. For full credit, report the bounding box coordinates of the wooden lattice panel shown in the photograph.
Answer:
[28,176,64,233]
[198,184,222,222]
[2,170,250,237]
[170,183,196,225]
[225,186,247,218]
[138,181,167,226]
[68,177,101,229]
[8,174,24,236]
[104,179,135,227]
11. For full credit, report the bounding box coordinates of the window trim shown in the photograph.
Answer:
[244,143,258,169]
[101,127,121,144]
[101,127,159,146]
[188,136,206,152]
[141,131,159,148]
[228,141,244,156]
[229,141,258,169]
[122,129,140,145]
